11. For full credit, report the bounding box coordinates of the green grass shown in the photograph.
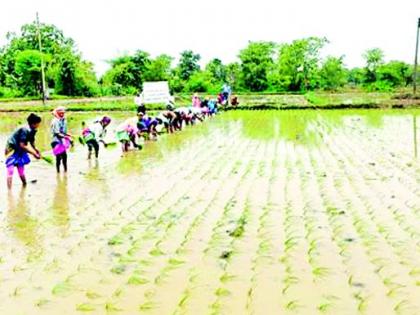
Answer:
[0,92,418,112]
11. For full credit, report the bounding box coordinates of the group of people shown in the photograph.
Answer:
[4,91,232,189]
[116,93,220,153]
[217,83,239,107]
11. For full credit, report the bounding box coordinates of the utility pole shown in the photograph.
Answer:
[36,12,47,104]
[414,115,418,159]
[414,18,420,95]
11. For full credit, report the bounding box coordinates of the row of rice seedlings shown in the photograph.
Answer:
[49,131,226,312]
[31,176,159,309]
[126,145,238,312]
[110,136,229,258]
[107,139,219,251]
[173,139,260,314]
[127,132,254,313]
[309,142,375,313]
[296,140,357,313]
[116,146,231,309]
[330,121,420,264]
[334,155,420,305]
[245,140,286,313]
[320,121,420,312]
[313,118,385,309]
[278,146,316,312]
[208,150,263,314]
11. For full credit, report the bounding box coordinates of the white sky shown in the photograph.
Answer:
[0,0,419,76]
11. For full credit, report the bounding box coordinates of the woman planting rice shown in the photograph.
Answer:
[157,111,177,133]
[4,113,42,189]
[81,116,112,159]
[137,112,158,140]
[50,107,73,173]
[116,118,141,153]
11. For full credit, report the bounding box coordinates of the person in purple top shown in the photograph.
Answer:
[4,113,42,189]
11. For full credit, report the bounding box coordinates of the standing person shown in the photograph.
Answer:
[135,92,146,114]
[82,116,112,159]
[51,107,72,173]
[222,83,231,105]
[192,93,201,108]
[4,113,42,189]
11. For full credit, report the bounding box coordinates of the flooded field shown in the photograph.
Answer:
[0,109,419,315]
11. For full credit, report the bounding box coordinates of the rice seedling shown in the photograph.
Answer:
[76,303,96,312]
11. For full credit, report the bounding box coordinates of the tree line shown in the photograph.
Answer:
[0,21,414,98]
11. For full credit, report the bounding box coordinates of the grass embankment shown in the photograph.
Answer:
[228,92,420,110]
[0,92,419,112]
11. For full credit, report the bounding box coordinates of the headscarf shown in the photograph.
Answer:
[101,116,111,125]
[52,106,66,119]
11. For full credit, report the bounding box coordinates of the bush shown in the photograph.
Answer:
[0,86,22,98]
[365,81,394,92]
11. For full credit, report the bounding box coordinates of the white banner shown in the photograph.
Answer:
[141,81,170,104]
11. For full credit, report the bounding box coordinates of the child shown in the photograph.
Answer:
[5,113,42,189]
[82,116,112,159]
[116,118,141,152]
[51,107,72,173]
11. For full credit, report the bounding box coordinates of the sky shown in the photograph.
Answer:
[0,0,419,76]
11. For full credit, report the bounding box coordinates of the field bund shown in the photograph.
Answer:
[0,93,419,112]
[0,109,419,314]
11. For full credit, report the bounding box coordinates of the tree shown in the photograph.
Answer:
[14,50,51,96]
[205,58,227,83]
[184,71,215,92]
[225,62,242,91]
[177,50,201,81]
[348,67,366,86]
[144,54,173,81]
[319,56,348,90]
[363,48,384,83]
[0,20,97,96]
[102,50,151,94]
[271,37,327,91]
[239,41,275,91]
[53,52,99,96]
[376,61,412,87]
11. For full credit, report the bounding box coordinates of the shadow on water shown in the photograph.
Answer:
[51,175,70,236]
[7,188,43,262]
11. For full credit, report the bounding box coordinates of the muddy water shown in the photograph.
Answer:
[0,109,419,315]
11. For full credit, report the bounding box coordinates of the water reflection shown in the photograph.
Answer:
[7,188,43,262]
[237,110,325,145]
[51,175,70,236]
[232,109,420,152]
